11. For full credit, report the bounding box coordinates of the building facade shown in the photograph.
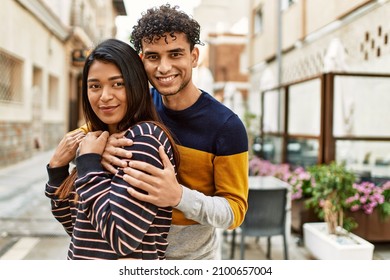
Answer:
[0,0,126,168]
[249,0,390,88]
[248,0,390,179]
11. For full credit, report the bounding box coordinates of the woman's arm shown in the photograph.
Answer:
[45,130,85,235]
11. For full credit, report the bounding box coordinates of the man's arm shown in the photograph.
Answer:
[176,185,234,229]
[123,147,234,229]
[124,146,182,207]
[102,134,239,229]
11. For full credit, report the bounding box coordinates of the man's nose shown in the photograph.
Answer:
[157,57,172,74]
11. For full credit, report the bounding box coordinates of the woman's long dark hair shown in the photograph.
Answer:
[56,39,179,199]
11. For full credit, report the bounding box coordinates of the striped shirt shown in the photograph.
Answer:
[45,122,176,260]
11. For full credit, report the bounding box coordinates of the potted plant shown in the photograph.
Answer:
[248,156,390,248]
[345,181,390,217]
[286,166,321,235]
[344,180,390,242]
[303,162,375,260]
[305,162,357,233]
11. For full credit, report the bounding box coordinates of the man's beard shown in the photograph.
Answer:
[153,78,190,97]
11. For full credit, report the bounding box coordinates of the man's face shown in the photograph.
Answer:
[141,32,199,97]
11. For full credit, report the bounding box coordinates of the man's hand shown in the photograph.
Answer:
[101,131,134,174]
[123,146,182,208]
[79,131,109,156]
[49,129,85,168]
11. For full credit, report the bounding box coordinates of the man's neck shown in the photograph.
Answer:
[162,85,202,111]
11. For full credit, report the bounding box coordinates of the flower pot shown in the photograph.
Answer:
[347,209,390,242]
[303,222,374,260]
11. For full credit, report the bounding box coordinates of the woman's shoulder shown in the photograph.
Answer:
[125,121,166,138]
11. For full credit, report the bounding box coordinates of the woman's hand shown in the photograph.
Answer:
[49,129,85,168]
[79,131,109,156]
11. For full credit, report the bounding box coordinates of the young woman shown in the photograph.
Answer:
[45,38,179,260]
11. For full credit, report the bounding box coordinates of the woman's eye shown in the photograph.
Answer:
[88,84,100,89]
[114,82,125,87]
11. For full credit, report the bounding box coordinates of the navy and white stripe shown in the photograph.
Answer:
[45,122,176,260]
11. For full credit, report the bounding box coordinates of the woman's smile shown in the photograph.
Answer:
[98,104,120,113]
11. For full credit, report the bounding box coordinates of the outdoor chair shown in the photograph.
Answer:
[231,187,289,260]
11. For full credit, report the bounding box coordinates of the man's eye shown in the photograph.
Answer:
[146,55,158,60]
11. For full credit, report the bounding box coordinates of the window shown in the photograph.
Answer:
[288,78,321,136]
[0,51,22,102]
[260,72,390,180]
[48,75,59,109]
[263,88,285,133]
[254,7,263,35]
[333,75,390,137]
[281,0,296,11]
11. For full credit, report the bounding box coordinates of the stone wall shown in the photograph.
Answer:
[0,121,65,168]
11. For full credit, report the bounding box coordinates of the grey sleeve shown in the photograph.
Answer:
[175,185,234,229]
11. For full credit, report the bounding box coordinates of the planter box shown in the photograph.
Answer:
[303,222,375,260]
[292,201,390,242]
[347,209,390,242]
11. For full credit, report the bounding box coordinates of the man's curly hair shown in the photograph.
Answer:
[130,4,203,53]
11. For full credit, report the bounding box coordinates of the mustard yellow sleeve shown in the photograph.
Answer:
[67,124,90,135]
[214,151,249,229]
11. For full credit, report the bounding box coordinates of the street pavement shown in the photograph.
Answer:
[1,150,390,260]
[0,149,69,260]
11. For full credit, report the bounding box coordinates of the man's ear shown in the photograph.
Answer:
[191,47,199,68]
[139,53,144,59]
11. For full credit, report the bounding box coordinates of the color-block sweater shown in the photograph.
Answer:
[151,89,249,259]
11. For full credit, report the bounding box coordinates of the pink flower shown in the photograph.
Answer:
[345,181,387,215]
[248,157,313,201]
[382,181,390,190]
[350,205,360,211]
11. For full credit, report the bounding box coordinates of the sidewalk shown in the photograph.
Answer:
[0,150,54,221]
[0,150,70,260]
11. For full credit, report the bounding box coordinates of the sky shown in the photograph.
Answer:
[116,0,201,42]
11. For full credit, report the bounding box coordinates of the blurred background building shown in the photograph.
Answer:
[245,0,390,184]
[1,0,390,183]
[193,0,250,122]
[0,0,126,167]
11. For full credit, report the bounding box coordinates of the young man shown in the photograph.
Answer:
[102,4,249,259]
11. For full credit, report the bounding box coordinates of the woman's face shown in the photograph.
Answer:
[87,60,127,134]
